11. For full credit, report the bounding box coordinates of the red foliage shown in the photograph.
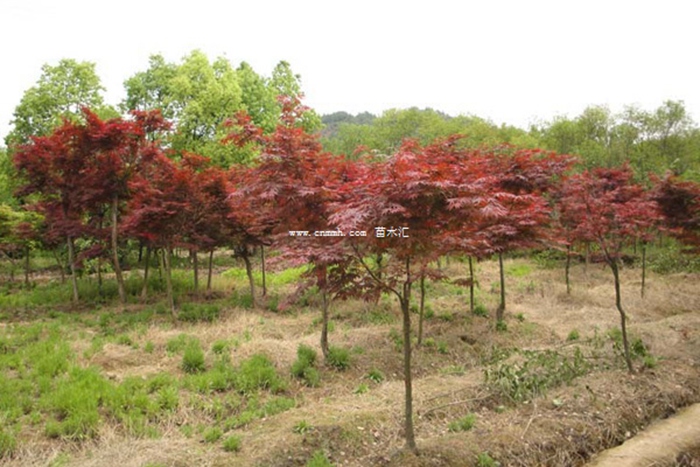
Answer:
[653,174,700,253]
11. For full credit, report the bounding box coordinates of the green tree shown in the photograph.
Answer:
[270,61,321,132]
[5,59,116,147]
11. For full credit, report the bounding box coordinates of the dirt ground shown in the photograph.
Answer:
[4,258,700,466]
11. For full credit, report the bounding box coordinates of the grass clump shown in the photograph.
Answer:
[293,419,313,434]
[567,329,580,341]
[0,429,17,459]
[181,341,206,374]
[178,303,220,323]
[306,450,334,467]
[448,413,476,432]
[222,434,242,452]
[326,346,350,371]
[235,354,286,394]
[203,427,223,443]
[473,303,489,318]
[291,344,320,387]
[367,368,384,383]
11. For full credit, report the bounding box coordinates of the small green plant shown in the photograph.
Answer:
[0,429,17,459]
[567,329,580,341]
[211,340,229,355]
[222,434,242,452]
[448,413,476,432]
[473,303,488,317]
[515,313,525,322]
[235,354,286,394]
[306,450,334,467]
[165,334,191,354]
[326,346,350,371]
[203,427,223,443]
[144,341,155,353]
[496,320,508,332]
[293,420,313,434]
[179,303,220,323]
[476,451,500,467]
[181,341,206,374]
[437,341,449,354]
[354,383,369,394]
[291,345,320,387]
[643,354,658,369]
[367,368,384,383]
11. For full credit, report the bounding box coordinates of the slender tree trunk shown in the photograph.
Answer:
[321,288,330,360]
[641,243,647,299]
[138,242,143,263]
[565,245,572,295]
[401,258,417,453]
[67,236,79,303]
[610,260,634,373]
[163,245,175,316]
[496,252,505,321]
[53,249,66,284]
[242,251,256,308]
[374,253,384,304]
[23,246,30,288]
[261,246,267,297]
[468,256,475,313]
[584,243,590,274]
[192,249,199,295]
[417,274,426,345]
[111,195,126,305]
[141,246,151,300]
[207,250,214,292]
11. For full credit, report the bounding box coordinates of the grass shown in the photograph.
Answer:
[448,413,476,432]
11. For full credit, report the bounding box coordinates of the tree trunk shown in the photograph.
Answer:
[67,236,79,303]
[23,246,30,288]
[585,243,590,274]
[401,258,417,453]
[321,288,330,360]
[468,256,475,313]
[261,246,267,297]
[111,195,127,305]
[207,250,214,292]
[163,245,175,316]
[641,243,647,299]
[610,260,634,373]
[565,245,572,295]
[141,246,151,300]
[53,249,66,284]
[242,251,256,308]
[417,274,426,345]
[496,252,505,322]
[192,249,199,295]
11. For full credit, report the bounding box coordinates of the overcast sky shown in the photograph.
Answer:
[2,0,698,143]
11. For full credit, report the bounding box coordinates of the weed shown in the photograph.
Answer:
[437,341,449,354]
[293,420,313,434]
[473,303,489,318]
[222,434,242,452]
[144,341,155,353]
[643,355,658,369]
[179,303,220,323]
[235,354,286,394]
[306,450,334,467]
[567,329,580,341]
[326,346,350,371]
[496,320,508,332]
[211,340,229,355]
[437,312,454,322]
[476,451,500,467]
[115,334,135,347]
[0,428,17,459]
[354,383,369,394]
[182,341,206,374]
[440,365,466,376]
[203,427,223,443]
[165,334,192,354]
[448,413,476,432]
[367,369,384,383]
[515,313,525,322]
[484,348,591,403]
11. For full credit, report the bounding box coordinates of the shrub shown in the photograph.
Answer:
[222,434,242,452]
[326,346,350,371]
[448,413,476,432]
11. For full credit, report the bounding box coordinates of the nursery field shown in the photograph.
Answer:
[1,256,699,467]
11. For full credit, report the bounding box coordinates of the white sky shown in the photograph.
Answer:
[2,0,699,143]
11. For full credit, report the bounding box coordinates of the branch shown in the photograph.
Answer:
[351,242,402,300]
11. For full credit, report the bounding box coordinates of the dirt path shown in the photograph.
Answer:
[586,403,700,466]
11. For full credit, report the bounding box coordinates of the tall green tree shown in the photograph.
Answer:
[5,59,116,147]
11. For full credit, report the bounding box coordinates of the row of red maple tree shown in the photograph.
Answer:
[7,96,700,452]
